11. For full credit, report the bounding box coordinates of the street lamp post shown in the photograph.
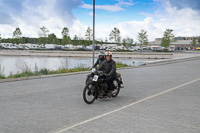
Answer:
[92,0,95,66]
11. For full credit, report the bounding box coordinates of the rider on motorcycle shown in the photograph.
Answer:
[98,51,116,97]
[92,51,105,68]
[86,52,105,84]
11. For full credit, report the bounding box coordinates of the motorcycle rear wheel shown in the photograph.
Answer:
[112,82,121,98]
[83,82,97,104]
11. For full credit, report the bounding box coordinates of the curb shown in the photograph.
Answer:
[0,71,89,83]
[145,55,200,66]
[1,55,200,83]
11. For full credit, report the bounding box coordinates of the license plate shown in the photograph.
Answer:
[93,75,98,81]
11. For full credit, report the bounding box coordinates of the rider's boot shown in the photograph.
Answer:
[107,90,112,98]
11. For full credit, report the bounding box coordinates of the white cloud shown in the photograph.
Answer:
[93,1,200,42]
[1,0,199,43]
[0,0,84,38]
[82,4,124,12]
[116,0,135,6]
[81,0,135,12]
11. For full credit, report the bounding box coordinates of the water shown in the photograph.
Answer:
[0,56,147,77]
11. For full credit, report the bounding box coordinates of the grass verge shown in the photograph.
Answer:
[0,62,131,79]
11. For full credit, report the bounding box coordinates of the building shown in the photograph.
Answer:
[149,36,200,50]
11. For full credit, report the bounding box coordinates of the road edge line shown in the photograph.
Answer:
[52,77,200,133]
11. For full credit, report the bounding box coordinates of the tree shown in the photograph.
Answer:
[99,38,104,45]
[109,27,121,43]
[191,37,197,47]
[137,29,148,47]
[0,32,1,43]
[105,38,108,43]
[161,29,176,48]
[61,27,69,37]
[73,35,79,45]
[85,26,93,41]
[61,36,71,45]
[48,33,57,44]
[123,37,134,47]
[38,26,49,44]
[197,36,200,46]
[13,28,22,39]
[39,26,49,37]
[61,27,71,45]
[13,28,22,44]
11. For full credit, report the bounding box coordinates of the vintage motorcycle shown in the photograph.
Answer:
[83,68,123,104]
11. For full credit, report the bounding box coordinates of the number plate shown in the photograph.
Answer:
[93,75,98,81]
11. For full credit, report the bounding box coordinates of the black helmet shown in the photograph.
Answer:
[98,52,105,58]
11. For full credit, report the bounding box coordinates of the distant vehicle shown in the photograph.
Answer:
[106,47,116,51]
[24,46,29,49]
[151,46,162,51]
[132,46,140,51]
[168,45,175,51]
[45,44,56,50]
[129,47,136,51]
[142,46,146,49]
[94,46,100,50]
[195,47,200,50]
[86,46,92,51]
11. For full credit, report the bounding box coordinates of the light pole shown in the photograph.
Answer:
[92,0,95,66]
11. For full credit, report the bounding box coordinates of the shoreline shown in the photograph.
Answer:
[0,49,174,59]
[1,53,200,83]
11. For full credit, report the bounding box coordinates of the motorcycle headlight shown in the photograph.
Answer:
[92,68,96,73]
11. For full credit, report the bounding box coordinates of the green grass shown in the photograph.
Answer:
[0,65,6,79]
[0,65,90,79]
[116,62,130,68]
[0,62,131,80]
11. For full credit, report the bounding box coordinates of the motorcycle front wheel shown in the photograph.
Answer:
[83,82,97,104]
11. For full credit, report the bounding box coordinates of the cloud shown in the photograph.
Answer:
[116,0,135,6]
[94,0,200,42]
[0,0,26,24]
[82,4,124,12]
[0,0,85,38]
[0,0,199,42]
[154,0,200,13]
[81,0,135,12]
[164,0,200,11]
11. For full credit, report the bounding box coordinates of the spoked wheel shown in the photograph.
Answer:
[85,77,93,85]
[112,80,121,98]
[83,82,97,104]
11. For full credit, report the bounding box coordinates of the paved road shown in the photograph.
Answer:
[0,58,200,133]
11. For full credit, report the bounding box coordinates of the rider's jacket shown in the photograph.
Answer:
[93,58,105,68]
[98,59,116,77]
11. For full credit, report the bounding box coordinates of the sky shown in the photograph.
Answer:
[0,0,200,42]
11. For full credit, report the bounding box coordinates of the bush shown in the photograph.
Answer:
[40,68,49,75]
[116,62,130,68]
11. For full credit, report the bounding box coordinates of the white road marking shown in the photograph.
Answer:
[53,78,200,133]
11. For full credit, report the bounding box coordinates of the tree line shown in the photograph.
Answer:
[0,26,199,48]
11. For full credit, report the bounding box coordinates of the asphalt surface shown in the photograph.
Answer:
[0,58,200,133]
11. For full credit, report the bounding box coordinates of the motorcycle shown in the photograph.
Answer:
[83,68,123,104]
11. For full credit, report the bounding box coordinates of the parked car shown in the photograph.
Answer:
[106,47,116,51]
[195,47,200,50]
[129,47,136,51]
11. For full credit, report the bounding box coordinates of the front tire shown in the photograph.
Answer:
[85,76,93,85]
[83,82,97,104]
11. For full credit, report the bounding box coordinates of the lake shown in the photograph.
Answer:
[0,56,148,77]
